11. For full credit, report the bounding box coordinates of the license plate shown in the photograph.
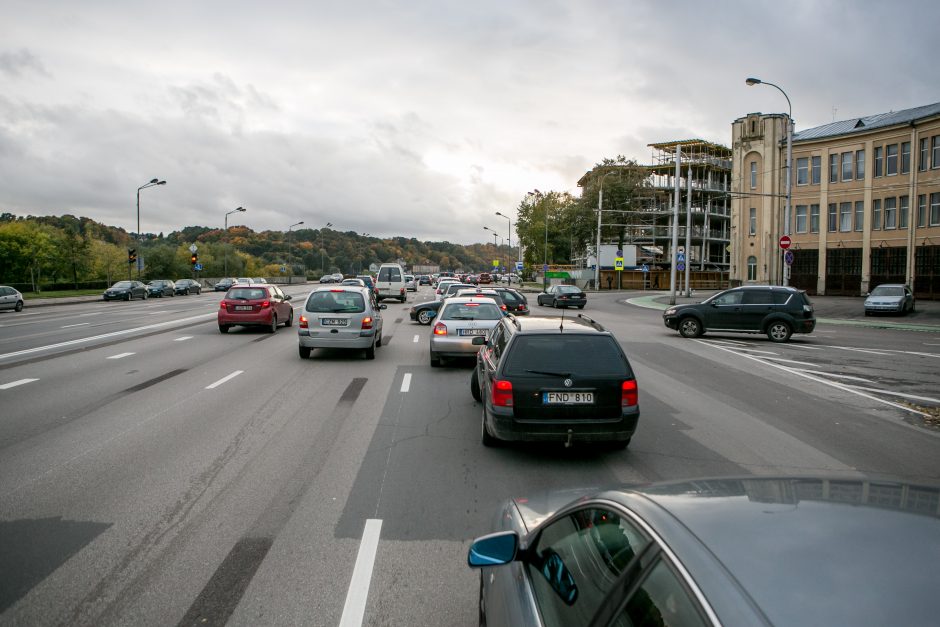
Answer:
[543,392,594,405]
[459,328,487,336]
[321,318,348,326]
[234,305,253,311]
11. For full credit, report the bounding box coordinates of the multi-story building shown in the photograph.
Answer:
[730,102,940,298]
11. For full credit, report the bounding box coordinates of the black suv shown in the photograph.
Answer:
[471,314,639,448]
[662,286,815,343]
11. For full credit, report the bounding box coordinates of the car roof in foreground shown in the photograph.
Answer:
[509,315,607,334]
[562,477,940,626]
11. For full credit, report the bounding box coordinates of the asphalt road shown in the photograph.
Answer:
[1,285,939,626]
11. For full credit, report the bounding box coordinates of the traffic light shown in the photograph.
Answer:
[128,248,137,264]
[190,252,198,266]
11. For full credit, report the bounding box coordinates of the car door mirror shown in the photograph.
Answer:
[472,336,486,346]
[467,531,518,567]
[285,294,293,301]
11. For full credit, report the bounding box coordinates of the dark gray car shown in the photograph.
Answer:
[469,477,940,626]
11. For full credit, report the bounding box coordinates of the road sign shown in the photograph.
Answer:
[194,263,203,271]
[614,257,624,271]
[492,259,499,267]
[616,249,623,257]
[542,264,548,272]
[515,261,524,271]
[677,252,685,262]
[779,235,792,249]
[677,262,685,271]
[784,250,794,265]
[189,244,198,253]
[641,264,649,273]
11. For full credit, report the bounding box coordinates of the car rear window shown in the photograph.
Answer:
[378,267,402,281]
[306,291,366,313]
[772,292,794,305]
[228,288,268,300]
[556,285,581,293]
[503,335,629,377]
[440,302,502,320]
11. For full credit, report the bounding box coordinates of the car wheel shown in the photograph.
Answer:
[430,351,441,368]
[481,407,499,447]
[142,292,148,300]
[125,293,131,301]
[268,314,278,333]
[552,299,559,308]
[678,317,702,338]
[365,339,376,360]
[184,289,189,295]
[577,304,585,310]
[417,309,434,325]
[865,311,871,316]
[470,368,481,402]
[537,298,543,307]
[285,310,294,327]
[219,324,230,333]
[767,321,792,343]
[376,331,383,347]
[299,346,311,359]
[14,300,24,312]
[401,296,406,303]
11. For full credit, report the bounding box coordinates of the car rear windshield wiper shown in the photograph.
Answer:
[525,369,571,377]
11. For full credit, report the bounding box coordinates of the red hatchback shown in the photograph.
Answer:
[218,285,294,333]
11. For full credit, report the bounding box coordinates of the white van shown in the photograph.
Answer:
[375,263,407,302]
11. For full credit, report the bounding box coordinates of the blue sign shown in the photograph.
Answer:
[542,264,548,272]
[677,252,686,263]
[515,261,524,271]
[784,250,794,265]
[194,263,203,271]
[641,264,649,273]
[677,262,686,271]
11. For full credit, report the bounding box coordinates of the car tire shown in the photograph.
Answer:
[365,339,376,360]
[678,317,703,338]
[285,310,294,327]
[767,321,792,343]
[299,346,311,359]
[125,293,131,301]
[470,368,481,402]
[184,289,189,295]
[400,296,406,303]
[481,408,499,447]
[865,311,871,316]
[417,309,434,325]
[268,314,277,334]
[430,351,441,368]
[142,292,148,300]
[219,324,230,333]
[376,331,382,347]
[14,301,24,312]
[577,304,585,310]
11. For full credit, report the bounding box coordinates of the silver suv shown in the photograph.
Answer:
[298,286,386,359]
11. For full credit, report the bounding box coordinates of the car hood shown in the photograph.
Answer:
[663,302,706,313]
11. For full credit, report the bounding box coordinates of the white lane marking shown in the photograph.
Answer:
[827,346,893,356]
[786,344,823,350]
[755,356,818,367]
[205,370,244,389]
[400,373,411,393]
[107,352,135,360]
[61,323,89,328]
[148,310,171,315]
[0,378,39,390]
[850,387,940,404]
[339,519,383,627]
[413,334,419,343]
[799,370,875,384]
[732,348,778,355]
[0,312,215,362]
[174,336,193,342]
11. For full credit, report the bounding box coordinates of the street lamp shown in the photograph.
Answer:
[287,221,304,284]
[320,222,333,275]
[224,206,247,278]
[495,211,512,279]
[483,226,499,265]
[746,76,792,286]
[136,178,166,278]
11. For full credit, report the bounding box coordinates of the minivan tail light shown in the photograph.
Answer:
[433,322,447,335]
[622,380,638,407]
[361,316,373,330]
[299,315,308,329]
[492,379,513,407]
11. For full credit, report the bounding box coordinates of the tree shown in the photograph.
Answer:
[577,157,651,254]
[515,190,578,268]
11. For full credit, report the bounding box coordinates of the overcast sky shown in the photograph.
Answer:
[1,0,937,244]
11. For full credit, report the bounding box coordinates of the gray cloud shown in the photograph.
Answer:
[0,48,50,78]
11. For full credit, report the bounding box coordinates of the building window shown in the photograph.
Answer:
[884,197,897,229]
[901,141,911,174]
[841,152,853,181]
[874,146,883,177]
[886,144,898,175]
[855,150,865,180]
[872,199,882,231]
[931,192,940,225]
[828,203,838,232]
[795,205,808,233]
[899,195,909,229]
[810,204,820,233]
[749,207,756,236]
[747,256,757,281]
[811,156,821,184]
[796,157,808,185]
[933,137,940,169]
[839,202,852,232]
[855,201,864,231]
[918,194,927,227]
[829,154,839,182]
[920,138,929,171]
[750,161,757,189]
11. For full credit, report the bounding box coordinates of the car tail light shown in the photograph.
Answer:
[299,315,308,329]
[492,379,513,407]
[361,316,374,330]
[220,302,227,310]
[433,322,447,335]
[400,287,405,295]
[518,304,527,311]
[500,304,507,310]
[622,380,638,407]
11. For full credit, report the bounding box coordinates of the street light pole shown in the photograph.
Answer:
[136,178,166,279]
[224,206,247,278]
[320,222,333,275]
[287,221,304,284]
[746,77,793,286]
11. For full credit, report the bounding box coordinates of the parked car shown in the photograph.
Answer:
[404,274,418,291]
[298,286,386,360]
[174,278,202,295]
[103,280,148,301]
[537,284,587,309]
[0,286,25,311]
[214,278,236,292]
[864,283,915,316]
[146,279,176,297]
[218,285,294,333]
[469,477,940,627]
[429,296,503,367]
[663,285,816,343]
[375,263,407,302]
[472,313,638,447]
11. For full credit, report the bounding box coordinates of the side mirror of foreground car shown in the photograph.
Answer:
[471,336,487,346]
[468,531,518,567]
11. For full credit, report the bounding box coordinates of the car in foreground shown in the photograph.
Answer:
[103,280,147,301]
[146,279,176,297]
[174,278,202,295]
[429,296,503,367]
[214,278,235,292]
[537,284,586,309]
[864,283,915,315]
[218,284,294,333]
[663,285,816,343]
[298,286,386,359]
[468,476,940,627]
[473,314,638,447]
[0,286,25,311]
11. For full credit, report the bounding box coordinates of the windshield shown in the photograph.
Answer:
[871,286,905,297]
[306,290,366,313]
[504,335,628,377]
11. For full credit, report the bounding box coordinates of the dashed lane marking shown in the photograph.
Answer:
[0,378,39,390]
[61,323,90,328]
[339,519,383,627]
[400,373,411,393]
[174,336,193,341]
[413,335,419,343]
[107,352,135,360]
[205,370,244,389]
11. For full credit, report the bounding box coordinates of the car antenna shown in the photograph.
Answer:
[559,303,566,331]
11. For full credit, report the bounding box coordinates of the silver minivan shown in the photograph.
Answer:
[298,286,386,359]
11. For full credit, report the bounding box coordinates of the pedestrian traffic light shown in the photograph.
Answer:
[128,248,137,264]
[190,252,198,266]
